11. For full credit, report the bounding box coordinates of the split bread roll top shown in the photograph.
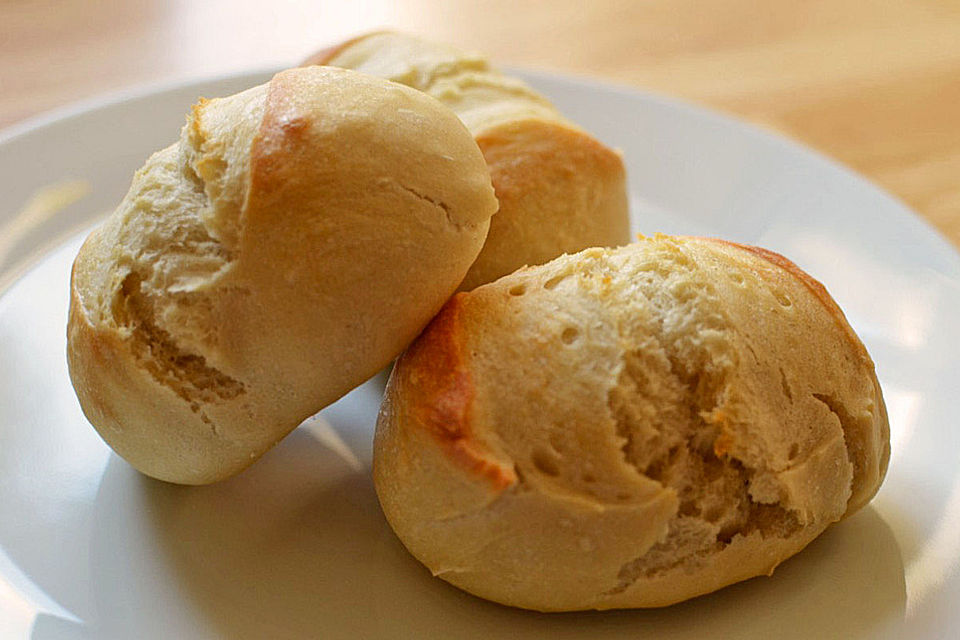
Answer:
[306,32,630,290]
[67,66,498,485]
[375,235,890,611]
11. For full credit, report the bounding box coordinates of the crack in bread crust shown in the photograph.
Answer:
[603,243,803,592]
[111,271,245,415]
[382,178,458,227]
[811,392,860,508]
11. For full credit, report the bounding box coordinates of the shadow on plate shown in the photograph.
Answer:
[75,412,906,640]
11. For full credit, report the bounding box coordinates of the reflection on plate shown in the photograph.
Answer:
[1,70,959,639]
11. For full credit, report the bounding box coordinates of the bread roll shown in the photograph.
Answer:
[67,66,498,485]
[374,235,890,611]
[305,32,630,290]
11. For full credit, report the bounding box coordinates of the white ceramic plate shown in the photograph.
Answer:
[1,69,958,640]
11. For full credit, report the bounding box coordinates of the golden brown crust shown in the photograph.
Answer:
[400,295,516,491]
[250,76,308,186]
[459,119,629,290]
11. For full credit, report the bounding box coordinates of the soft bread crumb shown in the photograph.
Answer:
[111,271,244,411]
[81,90,263,415]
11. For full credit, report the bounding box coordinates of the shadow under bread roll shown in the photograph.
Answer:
[304,31,630,291]
[374,234,890,611]
[67,66,498,485]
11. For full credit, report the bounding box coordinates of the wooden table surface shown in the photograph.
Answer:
[2,0,958,248]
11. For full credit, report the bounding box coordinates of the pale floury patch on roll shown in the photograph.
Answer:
[305,31,631,290]
[374,235,890,611]
[67,66,498,485]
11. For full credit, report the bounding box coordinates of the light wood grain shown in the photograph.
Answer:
[1,0,957,246]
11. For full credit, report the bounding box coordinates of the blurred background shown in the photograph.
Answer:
[2,0,958,246]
